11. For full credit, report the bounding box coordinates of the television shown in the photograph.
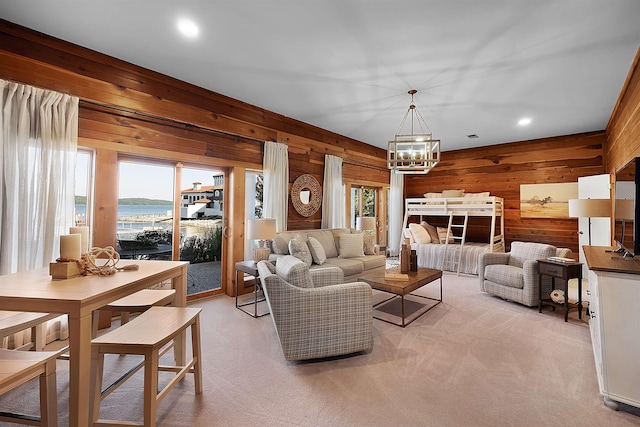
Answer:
[615,158,639,255]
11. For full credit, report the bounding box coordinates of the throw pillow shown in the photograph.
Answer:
[408,223,431,244]
[288,237,313,266]
[362,232,375,255]
[420,221,440,244]
[436,227,455,244]
[271,233,292,255]
[275,255,314,288]
[350,228,376,255]
[338,233,365,258]
[307,236,327,265]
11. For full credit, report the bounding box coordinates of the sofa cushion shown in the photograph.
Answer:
[307,236,327,265]
[353,255,386,270]
[409,223,431,244]
[288,237,312,267]
[306,229,338,259]
[338,233,365,258]
[275,255,314,288]
[324,257,365,277]
[484,264,524,289]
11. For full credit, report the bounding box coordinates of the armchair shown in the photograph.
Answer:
[479,241,571,307]
[257,256,373,361]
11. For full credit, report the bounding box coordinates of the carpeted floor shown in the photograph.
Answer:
[1,273,639,426]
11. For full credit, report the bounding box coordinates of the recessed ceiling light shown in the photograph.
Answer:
[177,18,199,38]
[518,118,532,126]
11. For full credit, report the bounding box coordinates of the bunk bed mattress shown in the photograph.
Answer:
[412,242,498,275]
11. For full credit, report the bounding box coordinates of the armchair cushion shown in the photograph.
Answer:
[484,264,524,289]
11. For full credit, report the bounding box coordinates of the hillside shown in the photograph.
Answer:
[75,196,172,205]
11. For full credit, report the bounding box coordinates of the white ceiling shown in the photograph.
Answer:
[2,1,639,151]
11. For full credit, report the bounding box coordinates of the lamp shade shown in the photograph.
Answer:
[356,217,376,232]
[247,218,276,240]
[568,199,611,218]
[615,199,635,221]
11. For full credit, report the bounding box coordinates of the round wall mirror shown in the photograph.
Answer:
[291,174,322,217]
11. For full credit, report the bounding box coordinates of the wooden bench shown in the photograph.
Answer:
[0,348,63,426]
[90,306,202,426]
[0,311,60,351]
[91,289,176,338]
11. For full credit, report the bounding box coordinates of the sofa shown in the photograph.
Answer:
[257,256,373,361]
[478,241,574,307]
[269,228,386,281]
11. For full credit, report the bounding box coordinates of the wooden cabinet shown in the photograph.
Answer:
[584,246,640,410]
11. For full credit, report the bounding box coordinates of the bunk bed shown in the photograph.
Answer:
[401,193,505,275]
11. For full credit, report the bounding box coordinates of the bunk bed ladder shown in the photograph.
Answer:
[441,212,469,275]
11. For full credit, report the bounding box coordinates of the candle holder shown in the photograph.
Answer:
[49,259,81,280]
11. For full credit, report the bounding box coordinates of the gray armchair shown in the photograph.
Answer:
[479,241,573,307]
[257,256,373,361]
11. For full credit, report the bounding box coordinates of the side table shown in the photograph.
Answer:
[235,261,269,318]
[537,259,583,322]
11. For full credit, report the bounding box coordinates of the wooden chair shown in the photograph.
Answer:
[90,306,202,426]
[0,348,62,426]
[0,311,60,351]
[91,289,176,338]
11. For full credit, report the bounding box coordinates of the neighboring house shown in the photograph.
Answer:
[180,175,224,219]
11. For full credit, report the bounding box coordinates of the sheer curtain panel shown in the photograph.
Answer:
[321,155,345,229]
[389,169,404,256]
[0,79,78,346]
[263,141,289,232]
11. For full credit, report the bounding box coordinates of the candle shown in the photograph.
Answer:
[60,234,82,260]
[69,226,90,254]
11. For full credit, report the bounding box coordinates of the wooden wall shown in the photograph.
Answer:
[606,47,640,174]
[404,132,606,253]
[0,19,389,296]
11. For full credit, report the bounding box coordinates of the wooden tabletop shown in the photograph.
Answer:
[358,268,442,296]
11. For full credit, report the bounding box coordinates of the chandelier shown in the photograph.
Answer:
[387,89,440,174]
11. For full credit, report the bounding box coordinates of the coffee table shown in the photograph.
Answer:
[358,268,443,327]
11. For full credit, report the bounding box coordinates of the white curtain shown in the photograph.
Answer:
[321,154,345,229]
[389,169,404,256]
[263,141,288,232]
[0,79,78,346]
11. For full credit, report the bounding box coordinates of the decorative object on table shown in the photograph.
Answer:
[550,289,565,304]
[50,233,83,279]
[568,198,612,245]
[410,249,418,272]
[247,218,277,262]
[400,242,410,274]
[290,174,322,217]
[387,89,440,175]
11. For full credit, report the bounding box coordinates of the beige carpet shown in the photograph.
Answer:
[1,273,639,426]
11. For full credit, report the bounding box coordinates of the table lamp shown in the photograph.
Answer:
[356,216,377,241]
[568,198,612,245]
[247,218,276,262]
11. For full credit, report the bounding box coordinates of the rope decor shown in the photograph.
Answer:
[58,246,139,276]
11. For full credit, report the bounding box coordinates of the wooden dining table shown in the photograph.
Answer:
[0,259,188,426]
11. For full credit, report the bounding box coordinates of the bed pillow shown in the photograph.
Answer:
[436,227,455,244]
[408,223,431,244]
[441,189,465,198]
[288,237,313,266]
[420,221,440,244]
[338,233,365,258]
[307,236,327,265]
